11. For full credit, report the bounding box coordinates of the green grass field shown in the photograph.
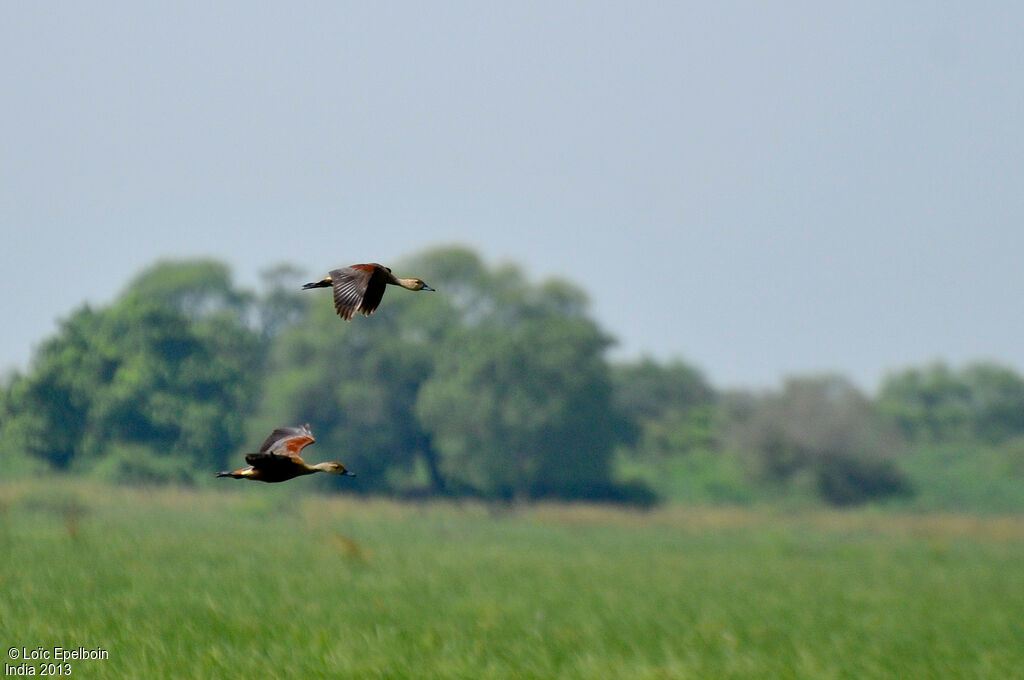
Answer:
[2,480,1023,679]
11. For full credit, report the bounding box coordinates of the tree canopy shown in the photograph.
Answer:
[878,361,1024,444]
[3,247,1024,508]
[0,286,262,482]
[727,375,910,505]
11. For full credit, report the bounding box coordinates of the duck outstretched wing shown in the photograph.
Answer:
[256,423,316,458]
[330,264,389,319]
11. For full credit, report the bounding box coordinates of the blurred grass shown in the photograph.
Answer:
[2,479,1023,679]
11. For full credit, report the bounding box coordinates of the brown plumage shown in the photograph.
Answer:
[217,424,355,483]
[302,263,434,320]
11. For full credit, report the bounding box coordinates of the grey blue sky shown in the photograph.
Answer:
[2,2,1022,389]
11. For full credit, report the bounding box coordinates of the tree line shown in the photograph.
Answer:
[3,246,1024,507]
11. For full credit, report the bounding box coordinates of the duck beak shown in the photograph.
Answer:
[343,470,357,477]
[422,284,435,291]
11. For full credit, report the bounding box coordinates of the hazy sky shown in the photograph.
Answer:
[2,2,1022,390]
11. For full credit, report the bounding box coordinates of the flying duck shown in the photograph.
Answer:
[302,263,434,320]
[217,424,355,483]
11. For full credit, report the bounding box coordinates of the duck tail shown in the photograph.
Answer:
[301,277,332,290]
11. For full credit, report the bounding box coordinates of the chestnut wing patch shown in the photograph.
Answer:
[258,424,316,458]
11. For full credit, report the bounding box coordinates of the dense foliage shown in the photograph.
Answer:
[0,265,262,483]
[728,375,909,505]
[3,246,1024,508]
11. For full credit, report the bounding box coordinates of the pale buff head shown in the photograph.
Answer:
[314,461,356,477]
[396,277,435,292]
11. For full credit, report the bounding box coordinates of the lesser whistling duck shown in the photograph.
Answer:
[302,263,434,321]
[217,424,355,483]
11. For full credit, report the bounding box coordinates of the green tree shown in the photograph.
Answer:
[612,358,712,423]
[961,363,1024,442]
[611,358,715,459]
[416,315,626,502]
[731,375,909,505]
[878,361,1024,444]
[254,263,313,340]
[395,246,640,501]
[122,258,250,320]
[399,245,590,328]
[0,261,263,482]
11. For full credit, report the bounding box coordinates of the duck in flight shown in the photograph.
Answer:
[302,263,434,321]
[217,424,355,483]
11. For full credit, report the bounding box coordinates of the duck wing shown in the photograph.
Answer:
[256,424,316,458]
[330,264,390,319]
